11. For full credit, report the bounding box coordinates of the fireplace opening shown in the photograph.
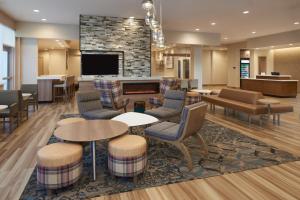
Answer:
[123,82,160,95]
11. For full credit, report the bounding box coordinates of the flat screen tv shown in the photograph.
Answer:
[81,54,119,75]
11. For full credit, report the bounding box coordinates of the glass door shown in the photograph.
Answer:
[0,51,8,90]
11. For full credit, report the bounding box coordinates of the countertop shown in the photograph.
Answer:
[78,76,161,82]
[241,78,298,82]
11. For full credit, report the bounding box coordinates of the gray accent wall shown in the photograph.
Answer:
[80,15,151,77]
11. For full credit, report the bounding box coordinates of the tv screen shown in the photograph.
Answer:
[81,54,119,75]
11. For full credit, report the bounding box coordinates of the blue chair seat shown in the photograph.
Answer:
[145,107,180,119]
[145,122,180,141]
[82,109,121,120]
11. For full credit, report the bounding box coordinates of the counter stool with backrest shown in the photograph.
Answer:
[108,134,147,182]
[186,91,201,105]
[53,76,74,102]
[36,143,83,189]
[21,84,39,111]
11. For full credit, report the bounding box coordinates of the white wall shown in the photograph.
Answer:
[16,22,79,40]
[202,50,228,85]
[165,31,221,46]
[192,46,203,89]
[21,38,38,84]
[253,49,274,77]
[0,24,15,48]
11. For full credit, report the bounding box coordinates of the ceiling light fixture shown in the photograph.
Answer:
[142,0,153,10]
[211,22,216,26]
[224,37,228,40]
[289,43,293,46]
[243,10,249,14]
[129,16,135,19]
[41,18,47,22]
[33,9,40,13]
[195,28,200,31]
[294,22,299,25]
[252,31,256,34]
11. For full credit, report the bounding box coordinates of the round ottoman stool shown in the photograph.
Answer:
[108,135,147,181]
[37,143,83,189]
[56,117,85,128]
[186,92,201,105]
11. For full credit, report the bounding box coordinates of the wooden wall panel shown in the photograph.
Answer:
[274,48,300,93]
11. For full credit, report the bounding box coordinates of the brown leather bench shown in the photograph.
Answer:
[202,88,293,125]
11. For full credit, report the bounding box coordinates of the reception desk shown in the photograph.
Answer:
[241,78,298,97]
[256,75,292,80]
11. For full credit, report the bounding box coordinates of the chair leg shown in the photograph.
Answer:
[175,142,193,170]
[195,133,209,157]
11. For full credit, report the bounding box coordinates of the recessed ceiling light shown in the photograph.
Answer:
[33,9,40,13]
[195,28,200,31]
[243,10,250,14]
[211,22,216,26]
[41,18,47,22]
[252,31,256,34]
[129,16,135,19]
[289,43,293,46]
[255,48,260,50]
[224,37,228,40]
[56,40,60,42]
[294,22,299,25]
[271,46,274,48]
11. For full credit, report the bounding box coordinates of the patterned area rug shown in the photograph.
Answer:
[21,119,298,200]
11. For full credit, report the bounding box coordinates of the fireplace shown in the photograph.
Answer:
[123,82,160,95]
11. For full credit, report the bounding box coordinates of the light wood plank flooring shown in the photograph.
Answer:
[0,95,300,200]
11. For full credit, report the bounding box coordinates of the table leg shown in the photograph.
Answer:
[91,141,96,181]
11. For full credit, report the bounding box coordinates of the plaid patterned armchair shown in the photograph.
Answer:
[149,78,180,108]
[95,80,129,112]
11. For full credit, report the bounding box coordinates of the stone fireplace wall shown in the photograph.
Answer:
[80,15,151,77]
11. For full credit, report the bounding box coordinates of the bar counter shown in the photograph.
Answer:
[240,78,298,97]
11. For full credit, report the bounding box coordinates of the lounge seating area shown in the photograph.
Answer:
[1,0,300,199]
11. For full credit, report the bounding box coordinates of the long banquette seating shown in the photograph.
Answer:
[201,88,293,124]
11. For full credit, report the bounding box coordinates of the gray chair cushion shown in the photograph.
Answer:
[145,107,180,119]
[163,90,186,110]
[82,109,121,120]
[145,122,180,141]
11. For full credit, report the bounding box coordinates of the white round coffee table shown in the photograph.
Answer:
[0,105,8,110]
[191,89,212,95]
[112,112,159,127]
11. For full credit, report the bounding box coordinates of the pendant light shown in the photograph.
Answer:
[142,0,154,10]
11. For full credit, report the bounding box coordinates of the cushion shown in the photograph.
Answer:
[145,121,180,141]
[37,143,83,168]
[218,88,263,105]
[270,104,293,113]
[108,135,147,157]
[82,109,121,119]
[145,107,180,119]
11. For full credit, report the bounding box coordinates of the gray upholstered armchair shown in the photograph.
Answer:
[76,90,121,120]
[145,90,186,121]
[145,102,208,170]
[0,90,20,132]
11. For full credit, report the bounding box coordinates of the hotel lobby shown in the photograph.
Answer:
[0,0,300,199]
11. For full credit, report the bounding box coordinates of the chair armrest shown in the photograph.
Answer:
[8,103,19,114]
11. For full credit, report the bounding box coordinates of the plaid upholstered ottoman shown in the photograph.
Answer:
[37,143,83,189]
[186,92,201,105]
[108,135,147,181]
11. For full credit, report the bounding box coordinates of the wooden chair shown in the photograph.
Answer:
[145,102,208,170]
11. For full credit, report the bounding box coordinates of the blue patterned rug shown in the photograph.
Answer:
[20,120,298,200]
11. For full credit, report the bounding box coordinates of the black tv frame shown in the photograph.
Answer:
[80,50,125,76]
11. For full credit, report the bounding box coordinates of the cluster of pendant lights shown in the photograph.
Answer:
[142,0,165,48]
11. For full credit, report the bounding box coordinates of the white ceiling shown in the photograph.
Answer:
[1,0,300,43]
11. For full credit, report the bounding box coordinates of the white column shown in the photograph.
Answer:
[21,38,38,84]
[193,46,203,89]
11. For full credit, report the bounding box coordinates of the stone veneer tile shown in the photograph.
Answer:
[80,15,151,77]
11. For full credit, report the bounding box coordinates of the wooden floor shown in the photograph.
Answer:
[0,95,300,200]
